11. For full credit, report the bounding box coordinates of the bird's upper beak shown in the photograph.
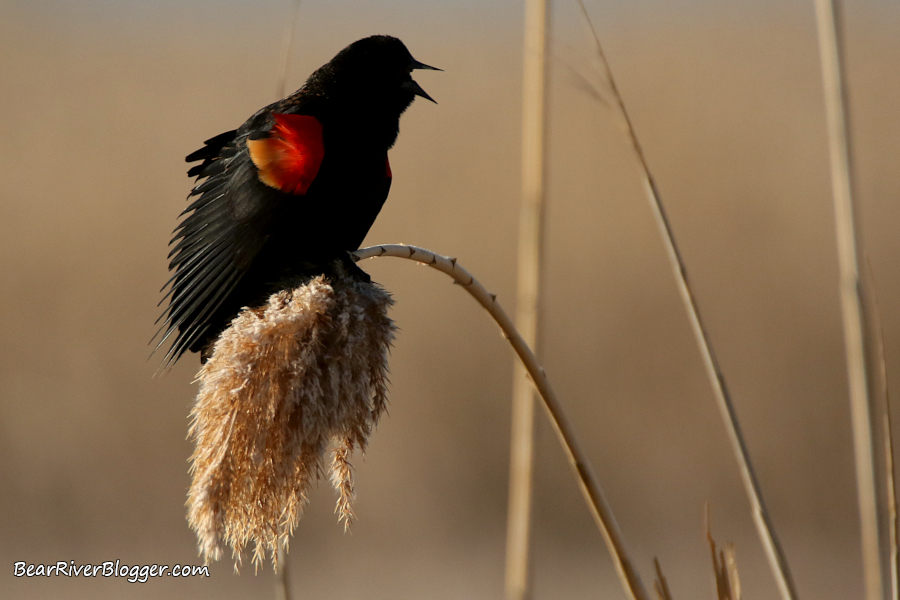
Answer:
[411,59,441,72]
[403,57,441,104]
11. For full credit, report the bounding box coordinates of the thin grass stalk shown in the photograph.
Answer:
[275,545,291,600]
[573,2,798,598]
[814,2,887,599]
[353,244,650,600]
[275,0,302,99]
[507,0,550,598]
[272,7,302,599]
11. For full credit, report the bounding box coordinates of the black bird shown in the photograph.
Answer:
[156,35,438,365]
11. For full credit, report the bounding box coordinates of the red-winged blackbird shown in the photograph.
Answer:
[156,35,438,365]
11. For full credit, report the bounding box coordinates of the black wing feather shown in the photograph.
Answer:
[186,130,238,177]
[156,129,283,366]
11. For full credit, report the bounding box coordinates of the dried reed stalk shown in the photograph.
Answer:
[652,558,674,600]
[275,0,302,99]
[814,1,888,598]
[273,3,303,595]
[574,2,798,598]
[353,244,650,600]
[865,261,898,600]
[508,0,550,597]
[187,262,395,568]
[887,396,899,600]
[873,295,898,600]
[275,546,291,600]
[707,533,741,600]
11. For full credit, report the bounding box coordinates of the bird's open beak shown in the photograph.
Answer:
[404,57,441,103]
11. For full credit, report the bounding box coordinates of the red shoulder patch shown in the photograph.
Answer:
[247,114,324,195]
[385,154,392,180]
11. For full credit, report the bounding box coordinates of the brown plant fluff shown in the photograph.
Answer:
[186,264,395,568]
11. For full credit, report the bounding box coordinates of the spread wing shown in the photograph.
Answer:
[155,114,325,366]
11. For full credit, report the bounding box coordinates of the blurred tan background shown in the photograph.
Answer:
[2,0,899,598]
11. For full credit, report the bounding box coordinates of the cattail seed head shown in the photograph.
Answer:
[186,263,395,567]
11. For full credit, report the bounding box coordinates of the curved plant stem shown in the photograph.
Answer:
[573,2,798,599]
[352,244,650,600]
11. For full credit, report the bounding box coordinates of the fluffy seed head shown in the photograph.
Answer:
[186,264,395,568]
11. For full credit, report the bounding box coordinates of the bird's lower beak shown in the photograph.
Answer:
[402,79,437,104]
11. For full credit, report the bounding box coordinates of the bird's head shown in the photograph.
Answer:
[325,35,440,115]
